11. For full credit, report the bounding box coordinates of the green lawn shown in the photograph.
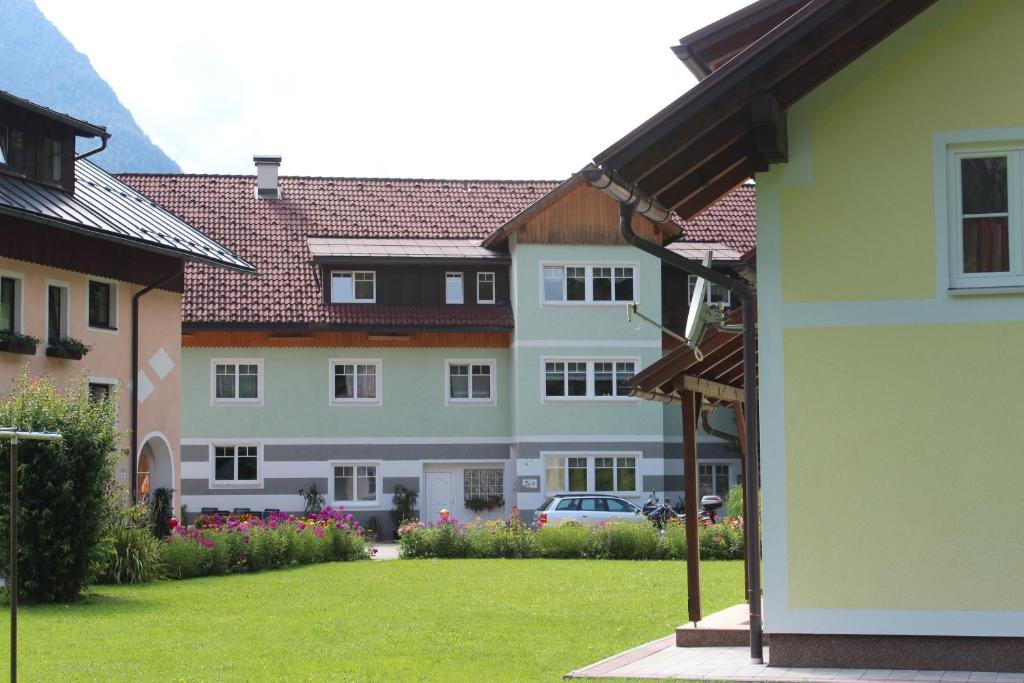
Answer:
[2,559,744,682]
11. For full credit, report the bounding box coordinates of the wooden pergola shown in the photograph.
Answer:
[627,306,756,624]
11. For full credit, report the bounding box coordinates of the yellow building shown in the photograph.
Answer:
[588,0,1024,671]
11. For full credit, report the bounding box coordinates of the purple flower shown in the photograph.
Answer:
[314,527,324,538]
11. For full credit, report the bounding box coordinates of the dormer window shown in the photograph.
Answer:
[45,138,62,182]
[445,272,464,304]
[331,271,375,303]
[0,126,24,170]
[477,272,495,304]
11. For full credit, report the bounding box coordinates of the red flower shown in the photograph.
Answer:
[168,517,179,530]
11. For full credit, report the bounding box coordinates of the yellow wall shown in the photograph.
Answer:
[759,0,1024,628]
[780,0,1024,303]
[784,323,1024,611]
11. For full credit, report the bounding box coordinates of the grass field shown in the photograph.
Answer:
[2,559,743,681]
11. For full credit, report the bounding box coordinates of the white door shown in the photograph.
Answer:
[425,472,453,518]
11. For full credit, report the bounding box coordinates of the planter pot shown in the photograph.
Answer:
[0,339,37,356]
[46,346,84,361]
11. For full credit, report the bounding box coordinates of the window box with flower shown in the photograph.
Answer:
[0,330,38,355]
[46,336,91,360]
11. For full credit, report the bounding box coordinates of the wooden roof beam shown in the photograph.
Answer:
[672,161,754,221]
[675,374,745,403]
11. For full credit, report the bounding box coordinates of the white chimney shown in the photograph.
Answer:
[253,155,282,199]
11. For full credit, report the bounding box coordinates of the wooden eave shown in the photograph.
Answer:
[596,0,938,221]
[672,0,808,80]
[628,308,754,406]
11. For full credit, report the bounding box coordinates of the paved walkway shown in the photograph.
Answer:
[371,543,399,560]
[567,638,1024,681]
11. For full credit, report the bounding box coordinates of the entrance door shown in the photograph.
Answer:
[425,472,453,518]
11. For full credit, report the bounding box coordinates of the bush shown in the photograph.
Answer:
[397,512,747,561]
[0,374,121,603]
[726,484,744,520]
[99,518,164,584]
[148,487,174,538]
[160,507,371,580]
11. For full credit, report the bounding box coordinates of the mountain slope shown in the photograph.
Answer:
[0,0,181,173]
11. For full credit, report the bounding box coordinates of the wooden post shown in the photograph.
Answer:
[680,388,702,624]
[733,400,750,601]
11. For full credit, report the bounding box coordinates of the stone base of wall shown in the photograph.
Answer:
[769,634,1024,672]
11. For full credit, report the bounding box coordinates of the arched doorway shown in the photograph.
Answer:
[138,432,174,503]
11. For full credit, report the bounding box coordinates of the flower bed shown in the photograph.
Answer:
[98,507,374,584]
[397,509,744,561]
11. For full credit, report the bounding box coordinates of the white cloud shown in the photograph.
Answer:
[36,0,753,178]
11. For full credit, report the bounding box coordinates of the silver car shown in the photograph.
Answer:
[534,494,648,527]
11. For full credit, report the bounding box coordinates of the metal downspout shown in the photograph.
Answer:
[614,198,764,665]
[73,132,110,162]
[130,268,183,505]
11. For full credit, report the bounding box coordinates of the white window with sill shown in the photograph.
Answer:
[330,359,381,404]
[687,275,731,306]
[0,272,23,334]
[947,146,1024,289]
[477,272,495,304]
[543,359,636,401]
[212,359,262,405]
[544,454,639,494]
[330,463,379,505]
[542,264,635,304]
[211,444,261,487]
[446,360,495,404]
[331,271,375,303]
[445,272,464,304]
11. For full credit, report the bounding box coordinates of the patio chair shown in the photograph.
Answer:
[232,507,252,515]
[262,508,281,520]
[200,507,218,514]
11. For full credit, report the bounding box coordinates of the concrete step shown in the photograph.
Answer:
[676,602,769,647]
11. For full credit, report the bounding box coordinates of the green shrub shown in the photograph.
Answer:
[726,484,744,519]
[99,521,164,584]
[534,523,593,559]
[698,521,744,560]
[662,523,687,560]
[601,522,661,560]
[0,374,122,602]
[161,534,210,579]
[148,487,174,538]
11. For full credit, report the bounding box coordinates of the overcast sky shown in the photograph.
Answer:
[36,0,752,179]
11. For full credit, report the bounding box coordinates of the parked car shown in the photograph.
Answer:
[534,494,649,528]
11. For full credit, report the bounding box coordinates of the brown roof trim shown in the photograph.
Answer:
[672,0,809,80]
[595,0,938,219]
[481,174,585,247]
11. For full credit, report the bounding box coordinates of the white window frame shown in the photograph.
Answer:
[330,270,376,303]
[45,279,70,345]
[328,460,381,507]
[687,275,732,306]
[945,143,1024,290]
[539,262,638,306]
[209,442,264,489]
[210,358,264,406]
[329,358,382,405]
[541,357,640,403]
[542,451,642,495]
[476,272,496,304]
[444,359,497,405]
[86,276,119,333]
[698,459,738,501]
[445,271,464,304]
[0,269,25,334]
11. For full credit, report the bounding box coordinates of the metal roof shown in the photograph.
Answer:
[0,160,254,272]
[0,90,108,139]
[307,237,507,261]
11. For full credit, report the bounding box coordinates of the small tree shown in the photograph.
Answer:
[0,373,121,603]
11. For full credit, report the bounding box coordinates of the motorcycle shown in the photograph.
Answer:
[641,491,683,528]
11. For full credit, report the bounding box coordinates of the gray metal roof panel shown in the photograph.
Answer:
[0,160,254,272]
[307,237,506,260]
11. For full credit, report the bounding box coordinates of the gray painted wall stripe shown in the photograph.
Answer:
[181,477,327,496]
[266,443,510,462]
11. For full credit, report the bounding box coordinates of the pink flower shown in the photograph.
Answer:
[314,527,325,538]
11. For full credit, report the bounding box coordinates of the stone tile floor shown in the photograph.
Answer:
[370,543,399,561]
[566,638,1024,682]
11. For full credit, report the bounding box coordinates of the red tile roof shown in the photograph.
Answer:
[116,174,557,327]
[675,184,756,252]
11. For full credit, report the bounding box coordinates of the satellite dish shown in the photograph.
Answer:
[684,251,725,350]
